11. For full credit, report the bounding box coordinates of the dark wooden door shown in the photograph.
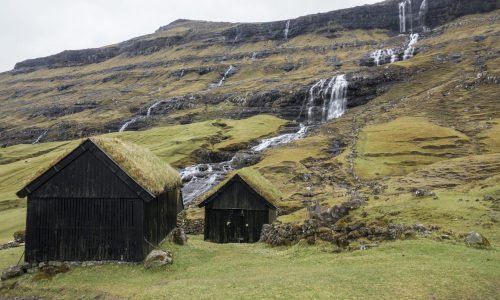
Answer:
[228,209,246,243]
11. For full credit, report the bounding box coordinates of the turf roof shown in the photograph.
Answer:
[197,167,282,207]
[24,138,180,197]
[92,137,181,194]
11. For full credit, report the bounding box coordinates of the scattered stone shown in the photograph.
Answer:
[13,231,25,243]
[144,250,173,269]
[412,188,435,197]
[483,195,494,201]
[464,231,491,248]
[39,262,70,277]
[281,63,296,72]
[1,265,24,281]
[359,243,378,250]
[441,234,451,240]
[472,35,487,42]
[0,240,22,250]
[169,228,188,245]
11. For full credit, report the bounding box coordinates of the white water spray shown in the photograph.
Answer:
[326,75,348,120]
[371,49,397,66]
[218,65,234,87]
[306,79,326,124]
[33,130,48,144]
[284,20,291,40]
[403,33,419,60]
[305,75,348,124]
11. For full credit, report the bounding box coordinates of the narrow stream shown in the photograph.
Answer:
[180,124,307,205]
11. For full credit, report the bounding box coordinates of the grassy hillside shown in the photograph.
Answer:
[0,115,286,243]
[1,237,499,299]
[0,6,498,300]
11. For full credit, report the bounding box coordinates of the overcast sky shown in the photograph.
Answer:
[0,0,379,72]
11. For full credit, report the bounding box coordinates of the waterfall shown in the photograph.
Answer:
[305,75,348,124]
[403,33,419,60]
[33,130,48,144]
[284,20,291,40]
[146,100,162,117]
[251,52,257,60]
[181,124,307,204]
[399,1,406,33]
[218,65,234,87]
[399,0,413,33]
[306,79,327,124]
[419,0,430,32]
[252,124,307,152]
[119,117,141,132]
[119,100,165,132]
[326,75,348,120]
[371,49,398,66]
[408,0,413,33]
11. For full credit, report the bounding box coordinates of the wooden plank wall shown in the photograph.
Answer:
[25,197,143,262]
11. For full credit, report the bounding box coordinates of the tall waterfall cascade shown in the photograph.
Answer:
[419,0,430,32]
[284,20,291,40]
[306,75,348,124]
[399,1,407,33]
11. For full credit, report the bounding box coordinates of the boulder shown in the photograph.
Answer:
[464,231,491,248]
[1,265,24,281]
[144,250,173,269]
[170,228,188,245]
[13,230,25,243]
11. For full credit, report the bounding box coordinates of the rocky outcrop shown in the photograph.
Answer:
[12,0,498,72]
[464,231,491,248]
[144,250,173,268]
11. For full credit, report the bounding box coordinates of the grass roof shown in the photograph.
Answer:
[197,167,282,207]
[26,138,180,196]
[92,138,180,194]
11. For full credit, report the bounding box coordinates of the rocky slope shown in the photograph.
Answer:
[0,0,498,147]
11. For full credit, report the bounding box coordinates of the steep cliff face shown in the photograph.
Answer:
[12,0,498,72]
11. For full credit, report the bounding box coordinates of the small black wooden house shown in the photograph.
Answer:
[198,169,280,243]
[17,138,183,263]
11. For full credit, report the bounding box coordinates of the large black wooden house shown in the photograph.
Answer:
[17,138,183,263]
[198,169,280,243]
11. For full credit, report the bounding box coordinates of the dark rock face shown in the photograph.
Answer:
[12,0,498,71]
